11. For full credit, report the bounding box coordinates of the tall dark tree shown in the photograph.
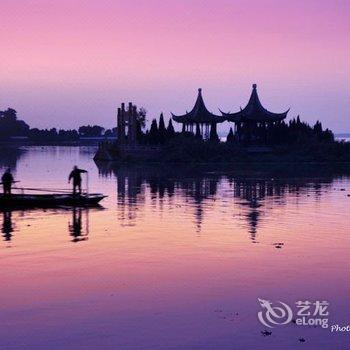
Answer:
[313,121,323,140]
[0,108,29,137]
[137,107,147,129]
[158,113,167,143]
[148,119,159,144]
[2,108,17,121]
[134,107,147,142]
[167,118,175,138]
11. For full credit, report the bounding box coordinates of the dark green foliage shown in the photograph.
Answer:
[78,125,105,137]
[148,119,159,144]
[256,117,335,146]
[144,115,178,145]
[28,128,79,142]
[158,113,167,143]
[167,119,175,137]
[0,108,30,138]
[135,107,147,142]
[137,107,147,129]
[104,127,117,137]
[158,113,166,133]
[58,129,79,141]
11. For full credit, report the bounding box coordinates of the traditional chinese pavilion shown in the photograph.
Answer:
[221,84,289,143]
[171,88,225,140]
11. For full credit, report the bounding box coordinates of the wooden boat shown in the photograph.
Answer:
[0,193,106,208]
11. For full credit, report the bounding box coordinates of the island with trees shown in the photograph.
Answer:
[1,85,349,163]
[95,86,350,163]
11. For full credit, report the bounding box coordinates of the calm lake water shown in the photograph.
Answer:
[1,146,350,350]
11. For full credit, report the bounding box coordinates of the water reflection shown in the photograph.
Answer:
[68,207,89,243]
[1,210,15,242]
[229,177,331,241]
[0,147,25,171]
[1,147,350,350]
[0,207,98,244]
[96,162,338,239]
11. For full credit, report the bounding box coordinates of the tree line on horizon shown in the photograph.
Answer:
[0,106,338,146]
[0,108,117,142]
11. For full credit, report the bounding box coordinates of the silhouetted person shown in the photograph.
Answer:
[68,166,87,196]
[1,168,14,196]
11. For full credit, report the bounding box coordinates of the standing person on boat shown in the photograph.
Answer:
[68,166,87,196]
[1,168,15,196]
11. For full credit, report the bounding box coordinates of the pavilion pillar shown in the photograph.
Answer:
[210,122,219,142]
[117,108,121,143]
[129,104,138,145]
[118,103,127,145]
[195,123,201,139]
[127,102,133,145]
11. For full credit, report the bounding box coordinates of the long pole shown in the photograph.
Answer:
[12,187,72,194]
[0,181,20,185]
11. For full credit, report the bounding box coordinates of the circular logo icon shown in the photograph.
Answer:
[258,298,293,328]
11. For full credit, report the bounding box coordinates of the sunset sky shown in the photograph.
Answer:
[0,0,349,132]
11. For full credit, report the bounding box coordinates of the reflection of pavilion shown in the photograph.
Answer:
[180,177,218,231]
[97,162,221,230]
[96,162,335,240]
[231,179,283,242]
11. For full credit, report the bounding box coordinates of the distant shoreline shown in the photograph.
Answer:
[0,137,116,147]
[0,133,348,146]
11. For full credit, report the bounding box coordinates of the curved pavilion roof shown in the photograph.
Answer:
[221,84,289,123]
[172,88,225,124]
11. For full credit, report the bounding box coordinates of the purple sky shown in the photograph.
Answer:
[0,0,349,132]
